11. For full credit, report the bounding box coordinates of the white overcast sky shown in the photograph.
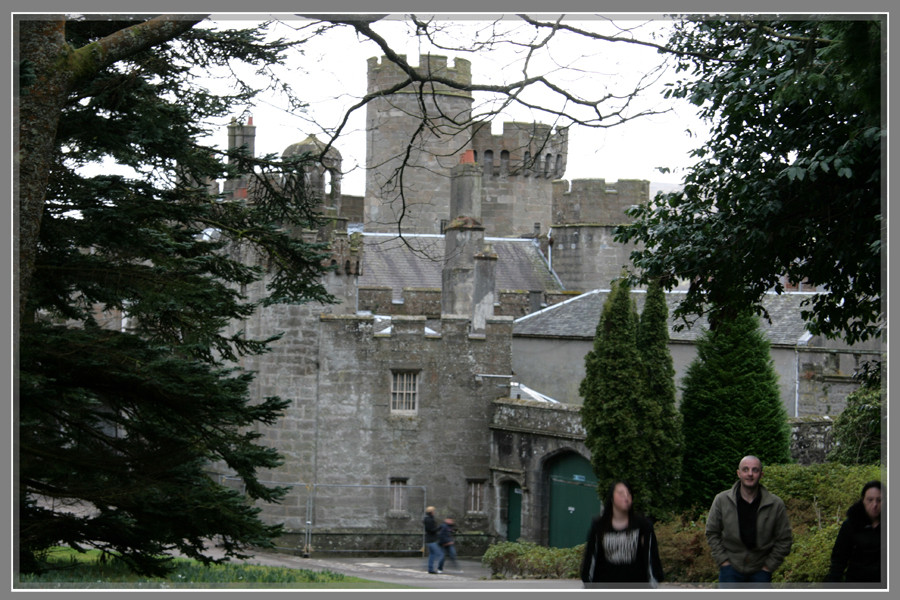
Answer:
[206,13,709,196]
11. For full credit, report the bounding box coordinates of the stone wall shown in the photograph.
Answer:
[790,416,836,465]
[548,179,646,291]
[224,311,515,553]
[795,349,879,416]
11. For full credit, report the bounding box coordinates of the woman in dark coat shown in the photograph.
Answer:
[580,480,664,588]
[826,480,883,583]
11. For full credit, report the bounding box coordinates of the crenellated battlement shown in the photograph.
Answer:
[319,313,513,341]
[367,54,473,98]
[471,122,568,180]
[552,178,649,225]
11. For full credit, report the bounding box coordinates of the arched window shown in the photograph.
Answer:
[483,150,494,178]
[523,151,532,177]
[500,150,510,176]
[555,155,563,178]
[544,153,553,178]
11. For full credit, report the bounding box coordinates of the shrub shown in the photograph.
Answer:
[762,463,883,528]
[481,541,582,579]
[774,522,841,583]
[827,385,883,465]
[654,516,718,583]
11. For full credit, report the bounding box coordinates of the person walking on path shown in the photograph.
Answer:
[825,480,883,584]
[423,506,443,574]
[706,455,793,587]
[437,517,459,573]
[580,480,664,588]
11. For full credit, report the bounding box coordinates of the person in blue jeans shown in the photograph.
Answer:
[706,456,793,587]
[437,517,459,573]
[423,506,443,574]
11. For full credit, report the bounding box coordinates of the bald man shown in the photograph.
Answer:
[706,455,793,587]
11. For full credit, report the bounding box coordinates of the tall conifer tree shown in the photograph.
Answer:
[17,16,331,575]
[679,312,792,509]
[580,278,655,515]
[637,281,683,514]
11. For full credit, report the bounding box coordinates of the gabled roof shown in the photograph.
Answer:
[513,289,816,347]
[359,233,563,299]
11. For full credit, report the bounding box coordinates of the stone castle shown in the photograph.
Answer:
[211,54,879,556]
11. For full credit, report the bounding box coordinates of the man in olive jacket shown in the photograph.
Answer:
[706,455,793,587]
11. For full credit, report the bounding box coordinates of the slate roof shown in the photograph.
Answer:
[513,289,816,347]
[359,233,563,299]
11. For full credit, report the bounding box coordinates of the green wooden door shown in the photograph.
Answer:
[548,454,601,548]
[506,482,522,542]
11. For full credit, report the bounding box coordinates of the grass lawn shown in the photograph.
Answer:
[16,547,417,589]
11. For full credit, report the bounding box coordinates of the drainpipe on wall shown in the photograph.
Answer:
[794,348,800,418]
[548,227,553,270]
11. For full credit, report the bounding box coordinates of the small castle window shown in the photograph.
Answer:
[467,480,486,513]
[483,150,494,178]
[555,154,563,177]
[523,151,532,177]
[391,370,419,413]
[390,478,409,511]
[500,150,510,176]
[544,153,553,178]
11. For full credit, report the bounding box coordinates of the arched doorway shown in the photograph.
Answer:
[547,453,601,548]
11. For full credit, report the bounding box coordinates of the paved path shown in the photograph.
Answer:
[201,547,585,589]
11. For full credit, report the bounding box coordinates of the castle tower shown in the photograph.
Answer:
[365,54,474,234]
[470,121,568,238]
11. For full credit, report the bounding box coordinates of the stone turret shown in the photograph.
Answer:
[222,116,256,200]
[282,134,343,213]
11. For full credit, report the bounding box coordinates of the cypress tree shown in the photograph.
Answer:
[637,281,683,515]
[679,312,792,509]
[580,278,655,514]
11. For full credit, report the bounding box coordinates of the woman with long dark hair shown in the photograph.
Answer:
[825,480,883,584]
[580,480,664,588]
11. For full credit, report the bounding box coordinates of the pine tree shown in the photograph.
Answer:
[580,278,656,515]
[637,281,683,515]
[679,312,792,509]
[18,16,331,575]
